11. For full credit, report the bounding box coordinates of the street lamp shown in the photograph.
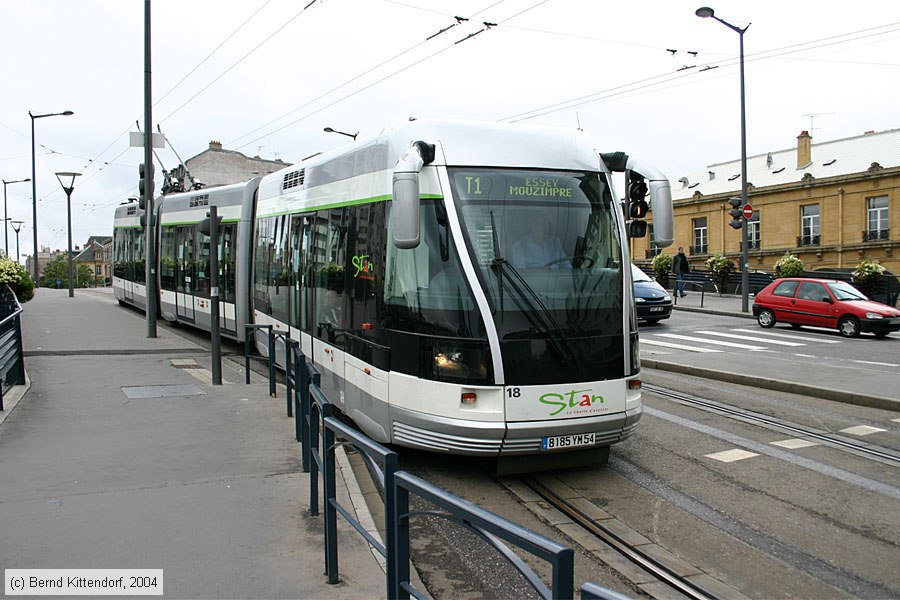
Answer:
[696,7,750,313]
[30,110,74,287]
[2,177,30,258]
[324,127,358,140]
[55,171,81,298]
[11,221,23,264]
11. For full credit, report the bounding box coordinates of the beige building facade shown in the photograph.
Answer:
[637,129,899,275]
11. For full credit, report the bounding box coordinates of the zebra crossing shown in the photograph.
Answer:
[640,327,843,354]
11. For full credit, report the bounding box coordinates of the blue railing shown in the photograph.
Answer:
[245,327,630,599]
[0,285,26,411]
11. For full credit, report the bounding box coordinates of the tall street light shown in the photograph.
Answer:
[324,126,358,140]
[11,221,24,264]
[30,110,74,287]
[696,6,751,313]
[2,177,30,257]
[55,171,81,298]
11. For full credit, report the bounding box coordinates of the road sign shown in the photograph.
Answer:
[742,204,753,219]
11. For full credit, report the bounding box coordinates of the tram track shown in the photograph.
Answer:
[518,476,718,600]
[643,383,900,465]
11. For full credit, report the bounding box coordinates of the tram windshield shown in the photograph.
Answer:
[450,168,625,384]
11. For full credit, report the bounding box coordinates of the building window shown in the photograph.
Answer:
[865,195,889,241]
[691,217,708,255]
[799,204,820,246]
[646,225,661,258]
[747,211,760,249]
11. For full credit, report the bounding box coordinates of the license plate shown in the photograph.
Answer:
[541,432,595,450]
[650,306,664,312]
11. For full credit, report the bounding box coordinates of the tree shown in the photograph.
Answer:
[39,255,94,289]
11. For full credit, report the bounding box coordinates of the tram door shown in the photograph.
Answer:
[175,226,196,322]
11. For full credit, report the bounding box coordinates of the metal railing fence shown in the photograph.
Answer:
[245,327,628,599]
[0,285,26,411]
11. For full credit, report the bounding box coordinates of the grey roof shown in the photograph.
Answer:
[671,128,900,200]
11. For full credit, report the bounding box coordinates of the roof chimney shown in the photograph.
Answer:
[796,130,812,169]
[209,140,223,151]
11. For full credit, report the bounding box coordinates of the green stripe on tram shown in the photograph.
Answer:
[257,193,443,219]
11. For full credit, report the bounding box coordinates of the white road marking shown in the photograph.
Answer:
[849,359,900,367]
[639,339,722,353]
[706,449,759,462]
[839,425,886,436]
[698,330,806,346]
[656,333,766,350]
[733,328,842,343]
[771,438,820,449]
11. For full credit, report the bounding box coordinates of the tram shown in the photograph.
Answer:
[114,118,673,469]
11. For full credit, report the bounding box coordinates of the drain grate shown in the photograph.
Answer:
[122,384,206,399]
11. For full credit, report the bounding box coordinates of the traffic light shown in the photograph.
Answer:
[138,162,154,209]
[627,172,649,219]
[727,197,743,230]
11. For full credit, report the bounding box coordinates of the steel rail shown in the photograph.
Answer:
[522,477,716,600]
[644,384,900,465]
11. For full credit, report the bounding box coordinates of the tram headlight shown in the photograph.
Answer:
[428,341,490,384]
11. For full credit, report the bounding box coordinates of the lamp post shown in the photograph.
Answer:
[11,221,23,264]
[2,177,30,258]
[30,110,74,287]
[324,127,358,140]
[55,171,81,298]
[696,6,750,313]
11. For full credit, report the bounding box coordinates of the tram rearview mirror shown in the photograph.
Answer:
[392,173,420,248]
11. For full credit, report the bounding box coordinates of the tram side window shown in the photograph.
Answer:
[113,229,127,280]
[254,217,273,314]
[196,227,211,298]
[220,224,236,304]
[383,200,481,338]
[159,227,176,291]
[313,208,348,347]
[348,203,386,340]
[176,226,195,294]
[132,228,146,285]
[269,215,291,324]
[289,215,309,332]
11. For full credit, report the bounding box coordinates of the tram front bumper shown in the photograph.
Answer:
[390,404,642,456]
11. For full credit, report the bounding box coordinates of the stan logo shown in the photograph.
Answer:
[352,255,375,280]
[539,389,604,416]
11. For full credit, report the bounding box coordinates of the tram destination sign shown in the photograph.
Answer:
[454,171,579,201]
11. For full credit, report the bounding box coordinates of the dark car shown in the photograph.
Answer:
[632,264,672,324]
[752,277,900,338]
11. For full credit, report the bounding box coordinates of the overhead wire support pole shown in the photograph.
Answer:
[144,0,158,337]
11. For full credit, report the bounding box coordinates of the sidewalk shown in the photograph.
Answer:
[648,291,900,412]
[0,288,386,599]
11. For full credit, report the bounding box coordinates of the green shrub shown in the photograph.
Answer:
[705,252,734,278]
[774,252,804,278]
[652,252,672,275]
[852,259,885,284]
[0,257,34,302]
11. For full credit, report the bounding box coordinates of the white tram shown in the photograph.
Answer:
[251,119,673,468]
[114,119,673,469]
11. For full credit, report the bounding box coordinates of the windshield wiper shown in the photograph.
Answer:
[490,257,580,366]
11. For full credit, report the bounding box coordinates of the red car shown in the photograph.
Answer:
[752,277,900,338]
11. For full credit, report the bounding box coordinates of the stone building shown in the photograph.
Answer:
[637,129,900,274]
[166,140,287,190]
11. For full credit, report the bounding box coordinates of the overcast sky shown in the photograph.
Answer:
[1,0,898,260]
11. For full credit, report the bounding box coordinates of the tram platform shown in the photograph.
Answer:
[0,288,385,599]
[649,292,900,412]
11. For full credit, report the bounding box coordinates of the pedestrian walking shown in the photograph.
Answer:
[673,247,690,297]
